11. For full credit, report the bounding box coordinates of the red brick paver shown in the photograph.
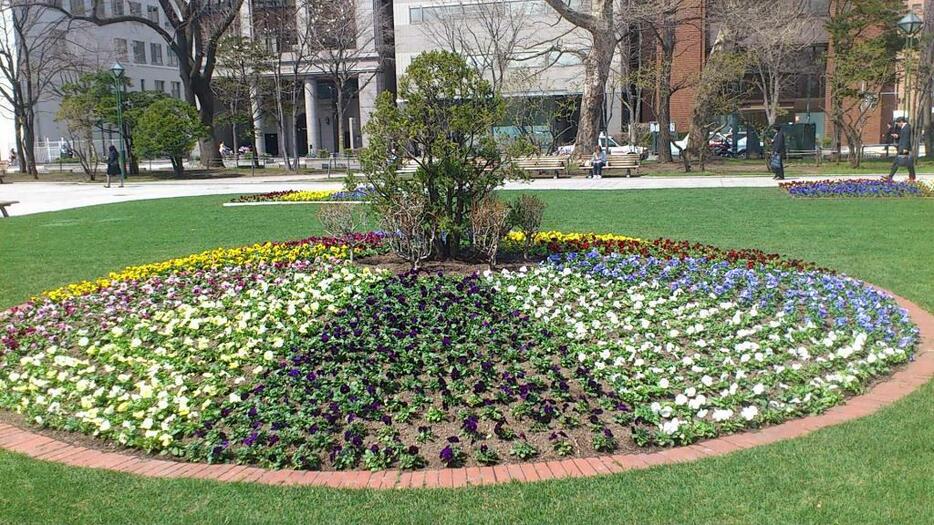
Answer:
[0,290,930,490]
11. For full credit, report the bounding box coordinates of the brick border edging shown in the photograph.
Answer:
[1,292,931,490]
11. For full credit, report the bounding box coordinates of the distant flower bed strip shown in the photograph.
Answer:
[231,188,371,203]
[779,179,934,198]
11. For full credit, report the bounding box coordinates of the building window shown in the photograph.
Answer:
[69,0,85,15]
[150,43,163,65]
[111,0,124,16]
[409,7,422,23]
[170,81,181,98]
[154,80,165,92]
[167,51,178,67]
[113,38,128,61]
[132,40,146,64]
[139,79,146,91]
[147,5,159,24]
[129,1,141,16]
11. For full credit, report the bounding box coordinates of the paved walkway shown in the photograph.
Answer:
[0,290,930,489]
[1,173,931,217]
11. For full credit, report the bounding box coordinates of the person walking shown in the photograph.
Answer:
[770,124,786,180]
[589,145,606,179]
[885,117,916,181]
[105,145,122,188]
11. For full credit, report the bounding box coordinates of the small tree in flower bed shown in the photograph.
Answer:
[379,192,436,270]
[508,194,546,260]
[471,196,511,269]
[317,203,369,262]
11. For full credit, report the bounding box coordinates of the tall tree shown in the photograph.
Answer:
[303,0,383,153]
[0,0,73,176]
[718,0,820,128]
[826,0,899,167]
[681,28,748,172]
[257,0,310,170]
[213,35,270,158]
[542,0,616,155]
[917,1,933,157]
[48,0,246,168]
[624,0,699,163]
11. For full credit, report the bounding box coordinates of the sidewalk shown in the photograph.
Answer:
[1,173,931,217]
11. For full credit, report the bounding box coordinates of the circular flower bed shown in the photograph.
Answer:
[0,232,918,471]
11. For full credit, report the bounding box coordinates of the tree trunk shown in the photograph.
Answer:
[845,128,862,168]
[21,108,38,178]
[190,77,223,168]
[171,156,184,176]
[575,31,614,156]
[657,35,675,163]
[336,85,345,153]
[289,106,299,172]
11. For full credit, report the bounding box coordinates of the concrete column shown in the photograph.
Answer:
[250,84,265,155]
[357,76,380,147]
[304,78,319,154]
[238,0,253,38]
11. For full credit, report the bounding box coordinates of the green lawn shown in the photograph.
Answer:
[0,189,932,524]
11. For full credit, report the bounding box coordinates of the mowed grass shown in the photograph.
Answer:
[0,188,932,524]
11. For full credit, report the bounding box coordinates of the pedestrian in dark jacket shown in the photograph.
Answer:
[770,125,786,180]
[886,117,916,181]
[105,145,121,188]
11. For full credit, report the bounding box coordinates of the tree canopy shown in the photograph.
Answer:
[360,50,525,259]
[134,98,208,176]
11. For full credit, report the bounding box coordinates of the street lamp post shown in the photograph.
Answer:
[897,13,924,125]
[110,62,127,188]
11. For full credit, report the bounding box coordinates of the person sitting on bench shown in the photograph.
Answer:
[589,145,606,179]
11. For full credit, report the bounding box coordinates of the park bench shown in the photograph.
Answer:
[514,156,568,179]
[395,160,420,180]
[0,200,18,217]
[235,157,266,168]
[787,148,822,166]
[580,153,641,178]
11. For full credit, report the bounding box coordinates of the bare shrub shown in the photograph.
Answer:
[378,192,435,270]
[508,194,546,260]
[471,196,511,270]
[317,203,369,262]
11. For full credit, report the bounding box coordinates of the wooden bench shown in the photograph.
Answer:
[580,153,641,177]
[395,160,419,180]
[514,156,568,178]
[0,200,18,217]
[235,157,266,168]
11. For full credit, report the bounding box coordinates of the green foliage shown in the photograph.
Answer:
[360,51,521,259]
[826,0,900,165]
[133,99,208,175]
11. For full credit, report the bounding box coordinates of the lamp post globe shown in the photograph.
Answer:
[897,12,923,36]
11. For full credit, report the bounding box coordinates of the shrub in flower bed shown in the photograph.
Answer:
[231,188,371,204]
[779,179,934,198]
[0,233,919,471]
